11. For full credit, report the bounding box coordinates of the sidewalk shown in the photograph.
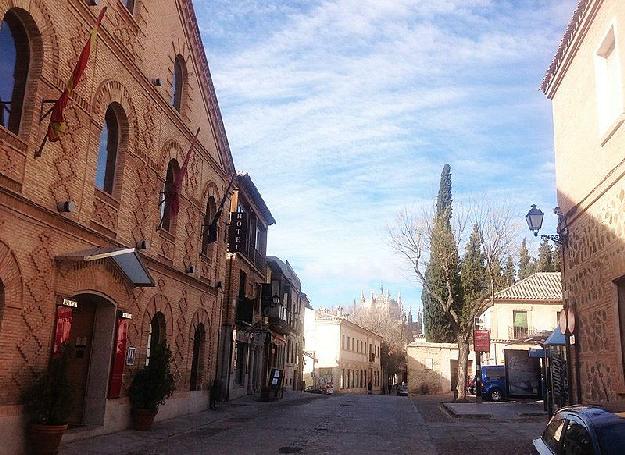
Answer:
[442,400,547,420]
[60,391,317,455]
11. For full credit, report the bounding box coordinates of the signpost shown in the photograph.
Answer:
[473,329,491,402]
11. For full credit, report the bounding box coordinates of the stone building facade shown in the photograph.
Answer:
[0,0,234,452]
[543,0,625,409]
[267,257,306,391]
[218,173,275,401]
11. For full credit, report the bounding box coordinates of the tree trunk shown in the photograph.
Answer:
[456,334,470,401]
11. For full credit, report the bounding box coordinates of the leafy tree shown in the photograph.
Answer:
[553,244,562,272]
[422,164,459,342]
[503,255,516,287]
[536,238,555,272]
[518,238,535,280]
[461,224,487,320]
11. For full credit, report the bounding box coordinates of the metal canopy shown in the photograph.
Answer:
[544,326,566,346]
[57,246,155,287]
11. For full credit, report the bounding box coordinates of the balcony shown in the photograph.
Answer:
[508,326,543,340]
[236,296,255,325]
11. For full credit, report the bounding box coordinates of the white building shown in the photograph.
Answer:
[304,310,382,393]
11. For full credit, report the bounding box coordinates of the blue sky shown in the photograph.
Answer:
[195,0,577,317]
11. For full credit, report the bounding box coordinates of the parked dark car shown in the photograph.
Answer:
[533,406,625,454]
[397,383,408,396]
[480,365,506,401]
[467,366,507,400]
[468,375,476,395]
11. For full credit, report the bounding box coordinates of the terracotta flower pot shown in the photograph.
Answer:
[28,423,68,455]
[133,408,158,431]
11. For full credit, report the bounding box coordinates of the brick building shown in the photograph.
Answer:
[542,0,625,409]
[0,0,235,451]
[217,173,275,401]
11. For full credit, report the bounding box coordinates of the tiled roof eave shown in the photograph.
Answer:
[541,0,603,98]
[492,298,564,305]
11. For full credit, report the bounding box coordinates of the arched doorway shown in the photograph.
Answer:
[189,324,206,391]
[65,293,116,426]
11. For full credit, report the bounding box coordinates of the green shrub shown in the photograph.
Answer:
[129,343,176,412]
[22,347,73,425]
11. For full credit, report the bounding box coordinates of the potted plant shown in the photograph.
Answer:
[129,343,175,430]
[22,347,73,455]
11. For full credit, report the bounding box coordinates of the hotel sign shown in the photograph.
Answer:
[228,212,248,253]
[473,329,491,353]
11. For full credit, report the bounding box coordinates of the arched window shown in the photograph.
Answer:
[0,10,30,134]
[95,105,120,194]
[160,159,179,232]
[201,196,217,255]
[171,55,184,111]
[190,324,205,391]
[146,311,166,365]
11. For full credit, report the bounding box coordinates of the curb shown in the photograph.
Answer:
[441,402,492,420]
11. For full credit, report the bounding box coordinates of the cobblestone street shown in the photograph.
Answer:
[60,393,546,455]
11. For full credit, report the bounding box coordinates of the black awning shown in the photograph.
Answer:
[56,246,155,287]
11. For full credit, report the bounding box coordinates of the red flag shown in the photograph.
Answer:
[47,8,107,142]
[166,129,200,221]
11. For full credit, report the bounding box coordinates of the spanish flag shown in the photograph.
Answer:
[161,129,200,227]
[47,7,107,143]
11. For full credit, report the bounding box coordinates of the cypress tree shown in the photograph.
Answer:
[518,238,535,280]
[423,164,460,342]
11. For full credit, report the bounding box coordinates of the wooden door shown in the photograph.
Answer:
[66,301,96,425]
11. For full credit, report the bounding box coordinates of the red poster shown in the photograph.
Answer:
[473,329,491,353]
[53,306,73,355]
[108,317,129,398]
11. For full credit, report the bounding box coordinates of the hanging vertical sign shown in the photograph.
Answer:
[228,212,248,253]
[53,306,73,355]
[108,316,129,398]
[473,330,491,353]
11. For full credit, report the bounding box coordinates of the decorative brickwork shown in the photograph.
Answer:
[0,0,235,446]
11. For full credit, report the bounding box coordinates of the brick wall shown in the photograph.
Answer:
[0,0,234,425]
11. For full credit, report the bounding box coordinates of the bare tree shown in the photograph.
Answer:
[389,203,516,400]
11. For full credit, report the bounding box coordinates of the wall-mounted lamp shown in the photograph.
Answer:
[525,204,568,246]
[57,200,76,213]
[136,240,150,250]
[185,264,195,274]
[216,281,222,289]
[152,78,162,87]
[86,0,99,5]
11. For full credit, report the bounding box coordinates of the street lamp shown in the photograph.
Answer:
[526,204,544,236]
[525,203,575,406]
[525,204,567,246]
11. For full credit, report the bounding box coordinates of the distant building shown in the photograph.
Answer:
[353,285,406,321]
[478,272,563,364]
[305,310,382,393]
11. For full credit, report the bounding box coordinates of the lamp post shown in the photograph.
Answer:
[525,204,574,407]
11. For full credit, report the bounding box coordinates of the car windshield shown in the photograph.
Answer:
[596,421,625,454]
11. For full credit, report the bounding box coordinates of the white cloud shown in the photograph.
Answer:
[198,0,577,308]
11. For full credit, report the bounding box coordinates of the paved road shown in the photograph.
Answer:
[61,393,546,455]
